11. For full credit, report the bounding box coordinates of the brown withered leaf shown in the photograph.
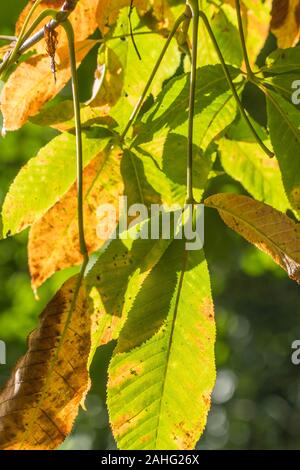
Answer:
[16,0,99,54]
[205,193,300,283]
[0,276,91,450]
[271,0,300,47]
[29,146,124,291]
[0,39,95,131]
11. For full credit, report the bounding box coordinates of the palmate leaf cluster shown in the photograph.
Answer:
[0,0,300,450]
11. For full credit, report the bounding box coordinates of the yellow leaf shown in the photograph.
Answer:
[88,45,125,108]
[28,146,124,291]
[16,0,99,54]
[205,193,300,283]
[224,0,271,66]
[0,44,12,62]
[96,0,148,33]
[271,0,300,47]
[0,276,91,450]
[0,39,95,131]
[244,0,272,64]
[96,0,173,34]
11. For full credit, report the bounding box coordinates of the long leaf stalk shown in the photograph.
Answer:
[235,0,254,80]
[198,10,274,158]
[18,11,88,448]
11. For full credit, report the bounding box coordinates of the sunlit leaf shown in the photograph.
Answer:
[108,238,216,449]
[0,276,91,450]
[2,127,112,237]
[95,0,173,34]
[96,0,147,33]
[0,39,95,131]
[192,2,243,68]
[218,137,290,212]
[90,7,180,129]
[205,193,300,283]
[131,65,242,205]
[16,0,99,54]
[242,0,271,65]
[271,0,300,47]
[30,100,115,132]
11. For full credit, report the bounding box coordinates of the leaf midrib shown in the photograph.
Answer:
[206,198,296,264]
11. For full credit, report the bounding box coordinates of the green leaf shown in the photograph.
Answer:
[121,148,161,208]
[242,0,271,65]
[86,221,172,364]
[264,47,300,74]
[194,3,242,68]
[266,87,300,214]
[128,139,214,207]
[108,239,216,450]
[134,65,242,149]
[218,137,290,212]
[225,115,268,142]
[91,8,180,129]
[1,127,112,237]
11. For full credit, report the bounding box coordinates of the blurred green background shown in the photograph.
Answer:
[1,0,300,451]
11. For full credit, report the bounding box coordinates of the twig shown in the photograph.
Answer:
[128,0,141,60]
[0,0,79,74]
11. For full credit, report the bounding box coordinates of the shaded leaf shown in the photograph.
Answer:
[108,239,216,450]
[205,193,300,283]
[242,0,271,65]
[2,127,112,237]
[0,276,91,450]
[16,0,99,54]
